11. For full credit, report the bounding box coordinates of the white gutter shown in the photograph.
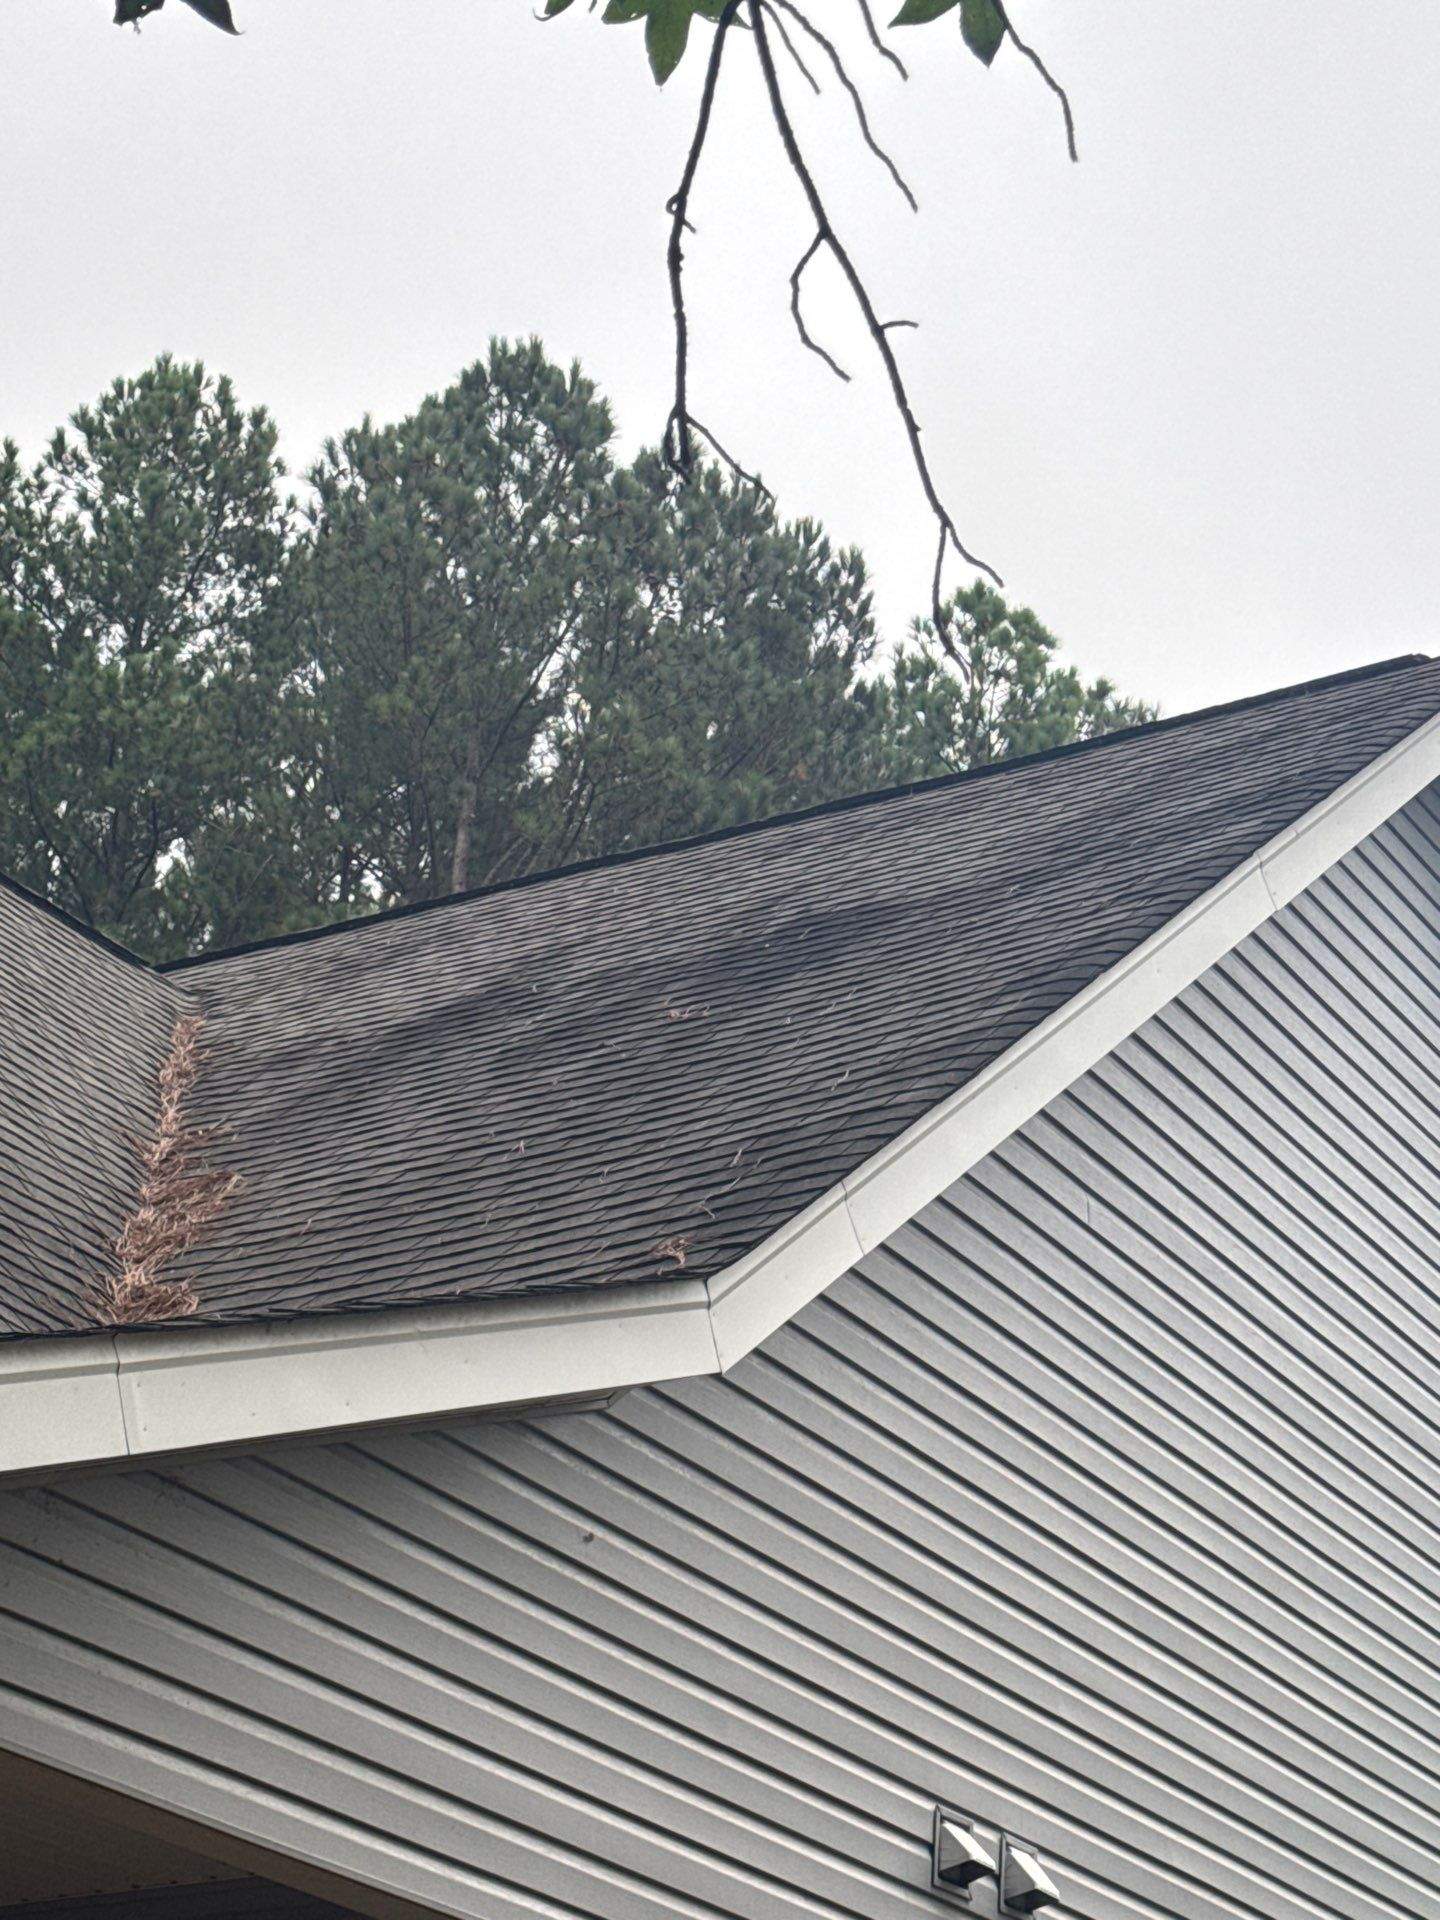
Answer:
[4,704,1439,1486]
[0,1279,720,1485]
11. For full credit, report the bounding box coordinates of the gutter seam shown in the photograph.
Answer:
[699,1278,726,1377]
[109,1334,134,1461]
[836,1182,868,1265]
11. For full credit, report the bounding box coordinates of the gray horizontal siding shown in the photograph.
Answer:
[1,785,1439,1920]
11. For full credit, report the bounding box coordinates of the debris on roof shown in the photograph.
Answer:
[3,654,1439,1342]
[88,1014,240,1326]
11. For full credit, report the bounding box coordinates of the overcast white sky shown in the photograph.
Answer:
[6,2,1440,716]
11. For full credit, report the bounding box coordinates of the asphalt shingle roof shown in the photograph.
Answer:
[0,884,186,1333]
[3,653,1439,1341]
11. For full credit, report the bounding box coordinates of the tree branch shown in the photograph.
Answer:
[790,233,850,383]
[769,0,917,212]
[749,0,1000,645]
[686,417,772,497]
[995,0,1078,162]
[854,0,908,80]
[664,0,743,479]
[759,0,819,94]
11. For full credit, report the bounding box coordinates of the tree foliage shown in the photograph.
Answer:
[297,341,616,905]
[0,356,292,952]
[111,0,1017,84]
[851,584,1155,788]
[113,0,237,31]
[541,454,874,863]
[284,343,875,912]
[1,350,1147,959]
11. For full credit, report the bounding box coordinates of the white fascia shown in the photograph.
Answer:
[0,1281,720,1486]
[3,705,1438,1486]
[708,704,1440,1360]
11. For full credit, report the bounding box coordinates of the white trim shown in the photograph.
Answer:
[0,1336,127,1477]
[3,705,1439,1484]
[709,703,1440,1358]
[0,1281,718,1486]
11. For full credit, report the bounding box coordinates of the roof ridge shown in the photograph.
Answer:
[158,650,1435,974]
[0,868,169,978]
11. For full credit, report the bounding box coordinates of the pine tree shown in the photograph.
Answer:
[1,351,1151,958]
[850,583,1155,789]
[296,339,614,907]
[0,357,294,954]
[531,453,874,867]
[294,348,875,907]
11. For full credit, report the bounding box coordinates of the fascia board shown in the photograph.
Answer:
[113,1279,719,1456]
[0,1280,717,1486]
[2,705,1438,1483]
[0,1336,128,1476]
[703,1180,863,1369]
[707,705,1440,1363]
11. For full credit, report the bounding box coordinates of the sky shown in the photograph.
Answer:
[5,1,1440,717]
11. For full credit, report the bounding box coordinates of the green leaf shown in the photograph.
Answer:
[543,0,577,14]
[183,0,238,30]
[959,0,1005,63]
[890,0,958,25]
[645,0,694,83]
[599,0,726,80]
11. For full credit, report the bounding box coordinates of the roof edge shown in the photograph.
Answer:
[3,692,1438,1486]
[0,1279,721,1487]
[0,869,163,976]
[0,654,1427,980]
[159,652,1431,974]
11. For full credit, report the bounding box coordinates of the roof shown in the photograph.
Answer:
[5,652,1440,1354]
[0,879,186,1336]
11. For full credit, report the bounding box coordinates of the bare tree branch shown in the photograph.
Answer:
[996,0,1078,162]
[854,0,908,80]
[664,0,742,478]
[662,0,1029,607]
[760,1,819,94]
[770,0,917,212]
[688,417,773,498]
[748,0,1000,644]
[790,233,850,383]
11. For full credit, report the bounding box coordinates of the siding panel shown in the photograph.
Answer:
[1,787,1438,1920]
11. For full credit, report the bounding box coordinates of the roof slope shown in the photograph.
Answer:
[0,881,192,1332]
[3,654,1440,1342]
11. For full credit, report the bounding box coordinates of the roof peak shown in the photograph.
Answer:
[158,650,1435,974]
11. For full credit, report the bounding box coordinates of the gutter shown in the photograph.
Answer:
[4,703,1440,1488]
[0,1279,721,1485]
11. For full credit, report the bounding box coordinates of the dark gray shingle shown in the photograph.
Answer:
[0,883,191,1333]
[3,654,1439,1340]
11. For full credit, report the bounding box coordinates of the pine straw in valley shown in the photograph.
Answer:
[89,1012,240,1326]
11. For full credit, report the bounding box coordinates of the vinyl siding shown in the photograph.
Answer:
[1,784,1438,1920]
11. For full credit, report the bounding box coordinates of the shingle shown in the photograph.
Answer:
[3,654,1439,1341]
[0,882,193,1333]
